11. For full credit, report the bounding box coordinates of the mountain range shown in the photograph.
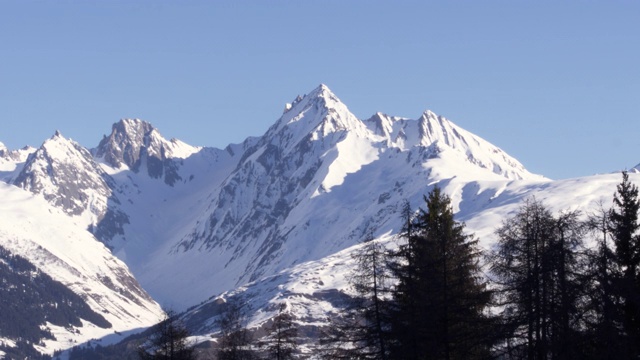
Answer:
[0,84,635,358]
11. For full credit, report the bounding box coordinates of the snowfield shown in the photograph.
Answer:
[0,182,164,355]
[0,84,636,355]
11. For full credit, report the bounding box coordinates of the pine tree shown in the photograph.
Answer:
[547,210,585,359]
[583,205,626,359]
[608,170,640,356]
[388,188,493,360]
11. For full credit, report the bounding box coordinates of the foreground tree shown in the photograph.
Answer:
[137,309,196,360]
[490,199,586,360]
[217,299,256,360]
[321,234,392,360]
[608,171,640,356]
[583,205,626,359]
[388,188,494,360]
[262,303,298,360]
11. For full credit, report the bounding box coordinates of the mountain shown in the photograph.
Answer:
[144,84,543,307]
[0,141,36,182]
[0,182,163,357]
[10,132,132,244]
[0,84,635,357]
[176,171,629,356]
[94,118,200,186]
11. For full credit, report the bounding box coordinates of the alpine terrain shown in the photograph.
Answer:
[0,84,637,358]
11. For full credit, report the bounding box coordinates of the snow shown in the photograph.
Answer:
[176,171,637,357]
[0,145,35,179]
[2,84,639,355]
[0,182,164,355]
[108,84,554,310]
[319,131,380,192]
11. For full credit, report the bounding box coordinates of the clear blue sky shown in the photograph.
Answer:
[2,1,639,179]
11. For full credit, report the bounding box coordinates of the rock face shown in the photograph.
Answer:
[95,119,199,186]
[14,132,116,216]
[12,132,130,244]
[141,84,544,307]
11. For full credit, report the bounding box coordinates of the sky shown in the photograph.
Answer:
[1,1,639,180]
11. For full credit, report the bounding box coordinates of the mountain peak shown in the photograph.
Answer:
[308,83,341,105]
[309,83,332,96]
[41,130,76,150]
[95,118,161,169]
[414,111,539,180]
[267,85,367,154]
[117,118,156,136]
[94,119,198,185]
[13,132,115,217]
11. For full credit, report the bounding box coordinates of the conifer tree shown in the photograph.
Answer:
[388,188,493,360]
[608,170,640,356]
[584,206,626,359]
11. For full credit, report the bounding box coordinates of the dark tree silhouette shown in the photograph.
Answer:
[608,170,640,356]
[583,204,626,359]
[490,199,586,360]
[388,188,493,360]
[217,299,255,360]
[262,303,298,360]
[137,309,196,360]
[321,234,392,360]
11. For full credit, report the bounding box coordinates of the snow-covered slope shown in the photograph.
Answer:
[139,84,543,308]
[0,182,164,356]
[2,85,546,310]
[11,132,131,244]
[0,142,36,182]
[3,84,634,356]
[178,171,635,357]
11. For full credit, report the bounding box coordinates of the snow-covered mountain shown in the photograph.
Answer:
[0,182,164,357]
[0,84,635,357]
[94,119,201,186]
[79,84,542,309]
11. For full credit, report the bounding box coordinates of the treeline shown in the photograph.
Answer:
[70,300,299,360]
[324,171,640,360]
[69,171,640,360]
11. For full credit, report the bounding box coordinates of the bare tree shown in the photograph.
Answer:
[262,303,298,360]
[217,298,255,360]
[490,199,586,359]
[138,309,196,360]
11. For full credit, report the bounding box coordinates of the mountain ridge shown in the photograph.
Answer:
[1,85,547,311]
[2,84,634,357]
